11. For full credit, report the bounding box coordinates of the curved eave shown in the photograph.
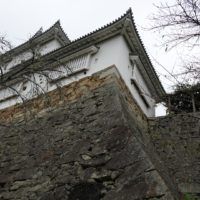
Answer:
[122,12,166,101]
[43,9,165,100]
[41,9,133,64]
[53,20,71,45]
[0,21,70,62]
[3,8,165,102]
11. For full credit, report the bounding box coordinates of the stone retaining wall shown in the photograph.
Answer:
[149,113,200,198]
[0,67,198,199]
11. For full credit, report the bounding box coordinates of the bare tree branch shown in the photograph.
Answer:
[150,0,200,50]
[0,35,12,54]
[0,34,77,111]
[149,0,200,87]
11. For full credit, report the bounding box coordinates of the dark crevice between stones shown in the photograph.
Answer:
[68,182,104,200]
[144,168,156,173]
[94,175,113,183]
[88,146,93,152]
[144,194,165,199]
[0,182,6,188]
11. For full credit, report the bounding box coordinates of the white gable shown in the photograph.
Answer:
[0,10,165,117]
[0,36,156,117]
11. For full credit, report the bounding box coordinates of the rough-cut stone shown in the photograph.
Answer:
[149,113,200,198]
[0,67,198,199]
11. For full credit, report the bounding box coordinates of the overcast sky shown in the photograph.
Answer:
[0,0,182,93]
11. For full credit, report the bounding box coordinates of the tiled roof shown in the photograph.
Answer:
[1,8,166,100]
[43,8,166,99]
[0,20,70,62]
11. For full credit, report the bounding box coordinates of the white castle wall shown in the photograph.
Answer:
[1,39,62,73]
[40,40,62,56]
[89,36,155,116]
[0,36,156,117]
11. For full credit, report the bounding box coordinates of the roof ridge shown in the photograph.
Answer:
[53,19,71,43]
[41,8,165,96]
[0,8,165,97]
[0,20,70,60]
[69,8,133,44]
[31,27,43,39]
[126,9,166,94]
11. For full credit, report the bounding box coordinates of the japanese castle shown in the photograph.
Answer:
[0,9,165,117]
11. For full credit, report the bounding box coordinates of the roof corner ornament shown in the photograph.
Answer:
[32,27,43,39]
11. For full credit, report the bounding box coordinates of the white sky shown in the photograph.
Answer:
[0,0,184,115]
